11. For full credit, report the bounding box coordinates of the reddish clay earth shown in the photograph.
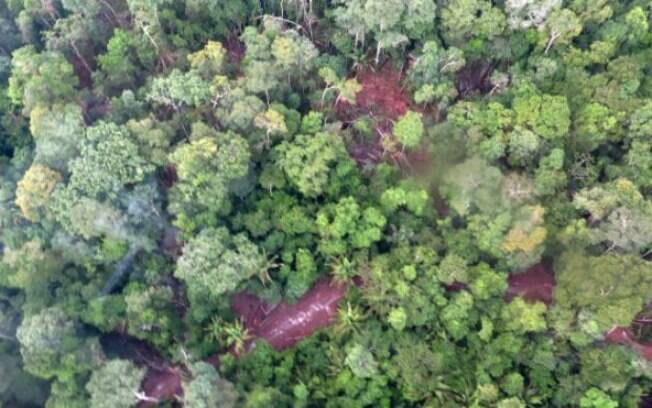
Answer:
[334,64,412,167]
[123,261,649,405]
[225,33,246,73]
[505,263,555,305]
[503,264,652,363]
[335,64,410,123]
[232,277,347,351]
[133,277,348,404]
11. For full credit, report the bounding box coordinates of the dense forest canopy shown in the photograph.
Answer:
[2,0,652,407]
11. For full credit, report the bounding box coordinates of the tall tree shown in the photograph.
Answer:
[86,359,146,408]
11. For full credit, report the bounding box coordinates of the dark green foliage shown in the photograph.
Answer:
[2,2,652,407]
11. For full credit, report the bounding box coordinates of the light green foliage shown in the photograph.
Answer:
[497,397,526,408]
[508,126,540,165]
[240,25,318,95]
[553,252,652,337]
[380,182,428,215]
[183,362,238,408]
[513,93,570,141]
[505,0,561,29]
[15,164,62,222]
[579,346,636,394]
[147,69,213,109]
[276,132,346,197]
[318,67,362,105]
[46,377,90,408]
[1,240,63,313]
[175,227,266,299]
[28,103,84,171]
[392,337,445,401]
[50,194,128,241]
[580,388,618,408]
[629,101,652,140]
[501,298,547,333]
[623,7,649,47]
[95,29,139,93]
[82,296,126,333]
[300,111,323,134]
[125,285,179,348]
[621,140,652,189]
[501,372,524,396]
[86,360,145,408]
[469,263,508,300]
[388,307,407,331]
[408,41,465,88]
[541,8,582,52]
[534,148,567,196]
[215,88,266,133]
[448,100,513,161]
[67,122,153,199]
[345,344,378,378]
[16,307,102,381]
[316,197,386,255]
[333,0,437,61]
[168,123,250,228]
[285,249,317,300]
[188,40,226,78]
[393,111,424,148]
[440,157,505,216]
[573,178,652,252]
[408,41,464,108]
[501,205,547,269]
[441,290,474,340]
[436,253,468,285]
[270,32,318,74]
[125,117,176,166]
[8,46,78,114]
[254,108,288,143]
[574,102,617,151]
[4,1,652,406]
[441,0,506,47]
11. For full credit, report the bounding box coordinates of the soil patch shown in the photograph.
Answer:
[505,263,555,305]
[335,64,410,123]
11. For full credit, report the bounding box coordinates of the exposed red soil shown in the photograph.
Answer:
[605,326,652,361]
[225,33,246,73]
[335,64,414,167]
[129,277,347,405]
[346,120,390,167]
[501,263,652,363]
[69,51,94,88]
[444,282,469,292]
[160,165,178,189]
[444,263,555,303]
[100,333,184,406]
[233,277,348,351]
[335,64,410,123]
[230,292,272,330]
[139,367,183,407]
[505,263,556,305]
[114,262,652,406]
